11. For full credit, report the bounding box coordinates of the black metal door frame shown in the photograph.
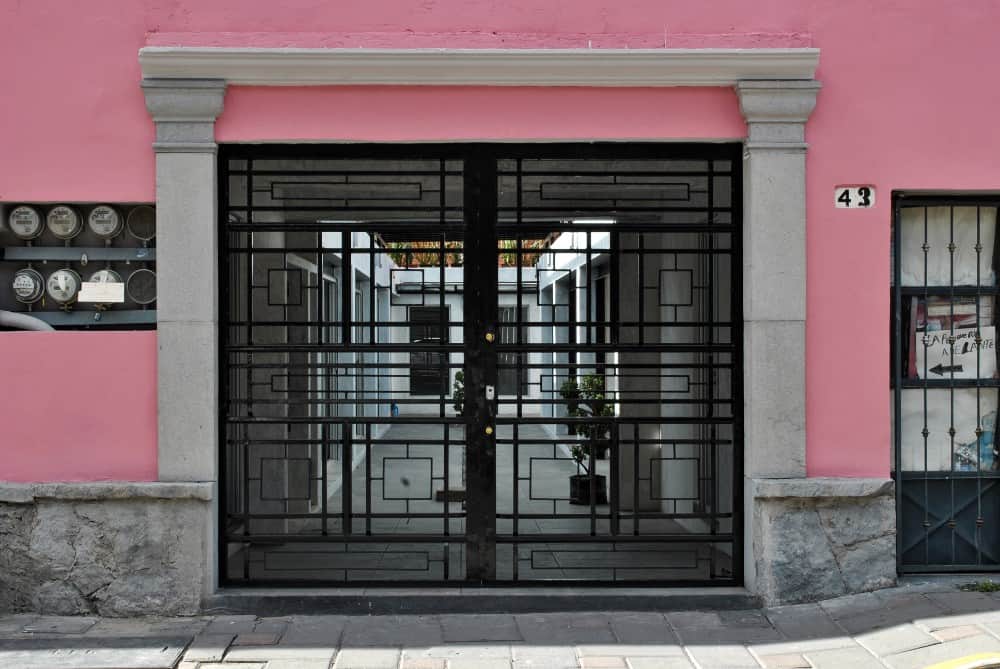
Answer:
[219,142,743,586]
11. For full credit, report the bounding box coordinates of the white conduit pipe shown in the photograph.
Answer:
[0,310,55,331]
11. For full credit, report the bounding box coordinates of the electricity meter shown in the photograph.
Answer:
[46,268,81,304]
[46,205,82,240]
[89,268,122,284]
[126,268,156,304]
[8,206,43,240]
[126,206,156,242]
[87,205,122,238]
[12,268,44,303]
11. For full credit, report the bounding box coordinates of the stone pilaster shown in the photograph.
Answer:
[737,79,819,481]
[141,79,225,483]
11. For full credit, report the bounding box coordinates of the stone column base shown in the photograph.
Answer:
[751,477,896,605]
[0,482,213,616]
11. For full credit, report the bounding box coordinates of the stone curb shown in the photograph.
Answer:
[0,481,215,503]
[753,477,894,499]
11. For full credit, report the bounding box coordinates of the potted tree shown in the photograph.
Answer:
[559,374,613,505]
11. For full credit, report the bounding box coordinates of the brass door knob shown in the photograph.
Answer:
[485,332,495,343]
[485,426,494,436]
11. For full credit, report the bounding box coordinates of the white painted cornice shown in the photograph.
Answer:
[139,47,819,87]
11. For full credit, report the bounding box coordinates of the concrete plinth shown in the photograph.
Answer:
[0,482,213,616]
[751,477,897,605]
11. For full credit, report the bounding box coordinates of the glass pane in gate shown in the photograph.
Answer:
[221,156,468,583]
[493,156,740,583]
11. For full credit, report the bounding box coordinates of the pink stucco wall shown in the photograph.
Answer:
[3,0,1000,479]
[0,332,158,482]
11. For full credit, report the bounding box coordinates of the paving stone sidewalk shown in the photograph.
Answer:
[2,578,1000,669]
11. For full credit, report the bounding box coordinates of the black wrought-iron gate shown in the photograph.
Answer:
[220,144,742,585]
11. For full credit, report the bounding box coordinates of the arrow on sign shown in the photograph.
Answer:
[930,364,965,376]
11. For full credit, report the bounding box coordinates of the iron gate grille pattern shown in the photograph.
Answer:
[893,195,1000,571]
[220,144,742,585]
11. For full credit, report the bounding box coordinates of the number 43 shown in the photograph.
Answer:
[835,186,875,208]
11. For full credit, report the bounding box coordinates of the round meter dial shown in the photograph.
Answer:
[46,269,82,304]
[8,206,43,240]
[126,205,156,242]
[88,205,122,238]
[46,206,82,240]
[126,268,156,305]
[12,268,45,303]
[89,268,122,284]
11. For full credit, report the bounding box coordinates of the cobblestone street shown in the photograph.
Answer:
[3,579,1000,668]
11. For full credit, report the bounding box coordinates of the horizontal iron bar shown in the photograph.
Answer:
[232,512,468,520]
[497,512,733,520]
[900,380,1000,389]
[223,416,734,425]
[226,533,466,543]
[224,533,734,544]
[223,343,736,353]
[496,535,733,544]
[899,286,1000,296]
[236,169,463,177]
[896,471,1000,479]
[899,565,1000,573]
[896,197,1000,208]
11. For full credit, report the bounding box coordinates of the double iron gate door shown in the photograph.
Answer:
[220,144,742,585]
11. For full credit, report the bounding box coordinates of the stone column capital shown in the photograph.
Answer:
[141,78,226,152]
[736,80,821,149]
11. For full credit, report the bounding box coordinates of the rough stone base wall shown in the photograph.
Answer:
[0,483,212,617]
[752,477,896,605]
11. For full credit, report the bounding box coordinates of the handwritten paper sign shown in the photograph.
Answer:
[916,326,997,379]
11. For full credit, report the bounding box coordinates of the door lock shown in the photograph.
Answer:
[485,385,495,401]
[485,332,495,343]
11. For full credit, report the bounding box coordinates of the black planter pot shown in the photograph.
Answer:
[569,474,608,506]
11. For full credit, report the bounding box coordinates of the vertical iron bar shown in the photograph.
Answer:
[585,231,593,348]
[242,158,255,581]
[923,206,930,565]
[633,421,640,536]
[707,161,718,540]
[343,423,353,536]
[949,205,956,565]
[892,197,904,572]
[638,236,646,346]
[365,422,372,536]
[440,160,450,424]
[610,422,620,536]
[517,235,524,419]
[322,422,329,536]
[975,206,983,565]
[730,149,745,583]
[512,422,519,583]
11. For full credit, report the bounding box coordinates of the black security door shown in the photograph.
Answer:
[220,144,741,585]
[892,195,1000,571]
